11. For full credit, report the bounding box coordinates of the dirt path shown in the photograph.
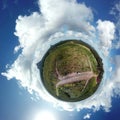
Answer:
[55,56,97,96]
[56,71,97,87]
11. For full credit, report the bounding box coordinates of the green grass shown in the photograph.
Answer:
[40,40,103,102]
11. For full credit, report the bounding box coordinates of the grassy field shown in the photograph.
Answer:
[38,40,103,102]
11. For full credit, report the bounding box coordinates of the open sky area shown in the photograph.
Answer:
[0,0,120,120]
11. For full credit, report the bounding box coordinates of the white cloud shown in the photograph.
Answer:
[112,55,120,95]
[83,113,91,119]
[97,20,115,56]
[39,0,95,35]
[110,2,120,48]
[1,0,118,113]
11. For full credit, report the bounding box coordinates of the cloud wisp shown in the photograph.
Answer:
[83,113,91,119]
[110,1,120,48]
[2,0,119,113]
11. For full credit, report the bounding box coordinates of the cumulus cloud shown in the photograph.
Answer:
[1,0,118,114]
[97,20,115,56]
[39,0,95,34]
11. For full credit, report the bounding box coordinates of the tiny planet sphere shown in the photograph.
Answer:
[37,40,104,102]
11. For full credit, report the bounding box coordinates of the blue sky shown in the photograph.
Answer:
[0,0,120,120]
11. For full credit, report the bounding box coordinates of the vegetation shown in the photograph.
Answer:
[37,40,104,102]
